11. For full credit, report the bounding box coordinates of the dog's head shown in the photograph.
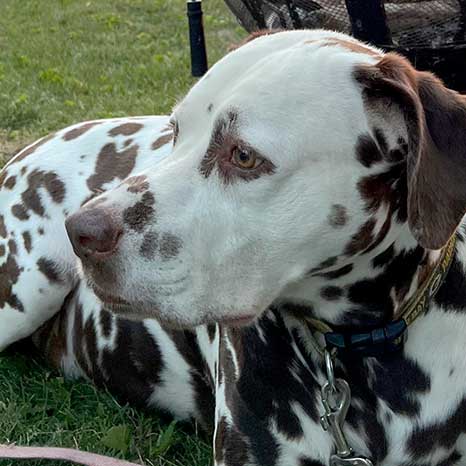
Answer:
[66,29,466,328]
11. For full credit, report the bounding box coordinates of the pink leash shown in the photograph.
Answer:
[0,444,145,466]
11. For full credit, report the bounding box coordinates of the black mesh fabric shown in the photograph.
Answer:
[224,0,466,91]
[224,0,466,48]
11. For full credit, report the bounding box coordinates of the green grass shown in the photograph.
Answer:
[0,1,245,464]
[0,345,212,466]
[0,0,245,163]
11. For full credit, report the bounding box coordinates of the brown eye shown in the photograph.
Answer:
[231,147,261,169]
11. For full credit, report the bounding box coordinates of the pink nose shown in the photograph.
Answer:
[65,207,123,259]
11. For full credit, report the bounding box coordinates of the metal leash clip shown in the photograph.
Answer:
[320,350,374,466]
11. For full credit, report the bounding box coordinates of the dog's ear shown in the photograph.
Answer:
[355,53,466,249]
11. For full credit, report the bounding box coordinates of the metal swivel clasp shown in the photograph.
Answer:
[320,350,374,466]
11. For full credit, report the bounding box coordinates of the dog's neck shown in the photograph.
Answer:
[278,223,445,331]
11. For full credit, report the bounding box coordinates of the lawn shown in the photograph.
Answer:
[0,1,245,465]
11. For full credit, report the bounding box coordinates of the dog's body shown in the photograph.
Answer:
[2,29,466,466]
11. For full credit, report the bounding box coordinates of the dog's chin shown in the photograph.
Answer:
[90,281,258,329]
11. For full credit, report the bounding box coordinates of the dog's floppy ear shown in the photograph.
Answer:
[355,53,466,249]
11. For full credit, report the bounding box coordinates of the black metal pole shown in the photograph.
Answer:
[187,0,208,77]
[344,0,392,46]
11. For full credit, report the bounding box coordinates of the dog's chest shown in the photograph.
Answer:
[213,309,466,466]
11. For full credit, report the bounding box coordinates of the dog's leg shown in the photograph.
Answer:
[0,209,77,352]
[33,281,217,430]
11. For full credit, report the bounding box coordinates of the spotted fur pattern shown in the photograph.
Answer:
[2,29,466,466]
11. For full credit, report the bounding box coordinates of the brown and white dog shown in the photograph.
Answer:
[2,29,466,466]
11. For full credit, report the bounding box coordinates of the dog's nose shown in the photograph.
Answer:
[65,207,123,259]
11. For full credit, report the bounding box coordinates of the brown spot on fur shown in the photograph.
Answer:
[63,122,102,141]
[356,134,383,168]
[354,52,466,249]
[321,286,343,301]
[108,122,143,137]
[8,239,17,256]
[0,245,5,257]
[37,258,62,284]
[20,169,66,217]
[345,219,376,256]
[139,231,159,258]
[358,163,407,222]
[126,175,149,194]
[321,38,379,56]
[12,204,29,221]
[123,138,133,148]
[207,103,213,112]
[328,204,348,228]
[4,176,16,190]
[123,191,155,232]
[0,216,7,238]
[0,253,23,312]
[87,143,139,192]
[151,132,173,151]
[38,227,44,235]
[159,233,182,260]
[10,133,55,164]
[22,232,32,253]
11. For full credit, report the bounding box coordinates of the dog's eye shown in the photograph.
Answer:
[231,147,262,169]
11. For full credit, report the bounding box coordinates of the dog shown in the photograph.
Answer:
[2,28,466,466]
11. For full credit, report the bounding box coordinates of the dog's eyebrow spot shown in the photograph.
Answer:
[207,103,213,113]
[328,204,348,228]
